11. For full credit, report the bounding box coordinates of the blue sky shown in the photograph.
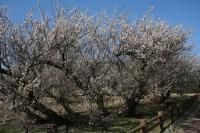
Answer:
[0,0,200,55]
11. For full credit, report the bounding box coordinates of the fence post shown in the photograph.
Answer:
[158,111,164,132]
[140,119,147,133]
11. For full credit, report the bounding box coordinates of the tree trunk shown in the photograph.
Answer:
[47,91,77,118]
[14,91,73,125]
[96,94,110,116]
[24,108,47,124]
[119,95,139,117]
[30,100,73,125]
[119,81,145,117]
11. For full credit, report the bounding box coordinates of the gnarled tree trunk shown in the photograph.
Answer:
[119,91,140,117]
[119,80,145,117]
[96,94,110,116]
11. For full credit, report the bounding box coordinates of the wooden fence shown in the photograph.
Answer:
[128,94,200,133]
[0,94,199,133]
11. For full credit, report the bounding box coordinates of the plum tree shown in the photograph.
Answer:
[0,7,197,126]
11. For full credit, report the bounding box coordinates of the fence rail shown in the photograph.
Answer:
[129,94,200,133]
[1,94,199,133]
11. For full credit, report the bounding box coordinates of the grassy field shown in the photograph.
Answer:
[0,94,196,133]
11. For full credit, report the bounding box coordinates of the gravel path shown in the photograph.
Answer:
[176,105,200,133]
